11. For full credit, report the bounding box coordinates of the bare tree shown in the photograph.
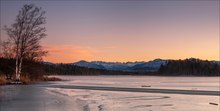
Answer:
[1,41,15,58]
[3,4,47,81]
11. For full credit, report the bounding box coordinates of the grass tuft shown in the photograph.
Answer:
[0,74,61,85]
[0,75,7,85]
[20,75,32,84]
[43,76,62,81]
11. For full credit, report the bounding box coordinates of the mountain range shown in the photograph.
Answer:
[73,59,168,72]
[43,58,220,73]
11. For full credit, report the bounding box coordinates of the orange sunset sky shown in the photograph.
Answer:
[1,1,219,63]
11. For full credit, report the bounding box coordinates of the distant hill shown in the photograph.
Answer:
[73,60,106,69]
[73,59,167,72]
[130,59,168,72]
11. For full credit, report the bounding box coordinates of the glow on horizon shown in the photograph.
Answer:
[44,41,218,63]
[1,1,219,63]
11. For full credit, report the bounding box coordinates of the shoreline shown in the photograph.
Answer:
[0,76,62,85]
[1,74,219,85]
[50,74,220,77]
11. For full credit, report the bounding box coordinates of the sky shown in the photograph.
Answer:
[0,0,219,63]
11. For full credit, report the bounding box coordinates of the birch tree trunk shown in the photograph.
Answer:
[15,44,20,80]
[15,55,19,80]
[18,57,23,80]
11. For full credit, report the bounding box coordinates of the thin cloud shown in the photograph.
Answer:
[44,45,100,63]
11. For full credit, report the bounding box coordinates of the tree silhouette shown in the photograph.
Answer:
[3,4,47,81]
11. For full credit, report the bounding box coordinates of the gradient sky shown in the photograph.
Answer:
[0,0,219,63]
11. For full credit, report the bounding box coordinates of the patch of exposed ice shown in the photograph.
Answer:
[46,87,219,111]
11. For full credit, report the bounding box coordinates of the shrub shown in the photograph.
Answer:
[0,75,7,85]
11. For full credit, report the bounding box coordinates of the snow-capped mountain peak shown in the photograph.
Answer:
[73,59,168,72]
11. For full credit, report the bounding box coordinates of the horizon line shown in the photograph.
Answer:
[43,57,220,64]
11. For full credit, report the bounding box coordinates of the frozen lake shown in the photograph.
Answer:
[54,75,220,91]
[0,76,219,111]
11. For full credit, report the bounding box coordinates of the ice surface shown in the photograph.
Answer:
[53,75,220,91]
[0,85,86,111]
[0,76,219,111]
[47,87,219,111]
[47,75,219,111]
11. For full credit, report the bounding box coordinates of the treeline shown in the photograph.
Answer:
[0,58,47,80]
[1,58,219,77]
[159,58,220,76]
[0,58,138,78]
[43,63,141,75]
